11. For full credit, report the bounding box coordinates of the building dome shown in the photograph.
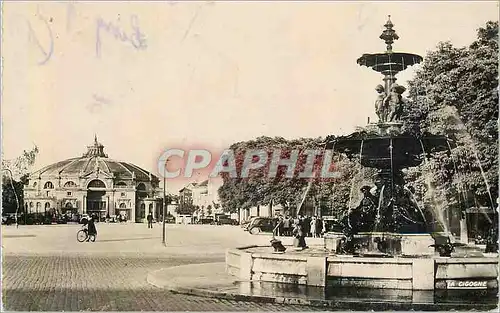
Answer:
[24,136,162,223]
[30,135,159,185]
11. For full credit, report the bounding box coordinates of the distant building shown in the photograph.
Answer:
[23,136,163,222]
[179,179,220,217]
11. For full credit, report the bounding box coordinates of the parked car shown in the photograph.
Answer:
[216,215,238,225]
[2,213,16,225]
[164,215,176,224]
[56,215,68,224]
[108,215,118,223]
[198,217,215,225]
[244,217,276,234]
[240,217,254,228]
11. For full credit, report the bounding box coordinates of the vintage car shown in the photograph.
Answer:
[244,216,276,234]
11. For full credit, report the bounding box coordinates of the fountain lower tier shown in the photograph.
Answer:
[226,244,499,291]
[325,131,450,169]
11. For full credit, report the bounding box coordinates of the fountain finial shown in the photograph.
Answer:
[379,15,399,52]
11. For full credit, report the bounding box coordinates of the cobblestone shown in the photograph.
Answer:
[2,224,328,311]
[2,255,328,311]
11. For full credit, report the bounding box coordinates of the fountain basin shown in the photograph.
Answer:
[226,245,498,291]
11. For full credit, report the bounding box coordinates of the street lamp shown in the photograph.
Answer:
[2,168,20,228]
[162,161,168,246]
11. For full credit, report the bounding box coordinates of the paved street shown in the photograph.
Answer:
[2,223,326,311]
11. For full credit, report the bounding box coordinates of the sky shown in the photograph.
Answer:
[2,1,498,192]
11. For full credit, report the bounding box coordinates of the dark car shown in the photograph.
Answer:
[244,217,276,234]
[198,217,215,225]
[56,215,68,224]
[165,215,176,224]
[1,214,16,225]
[216,215,238,225]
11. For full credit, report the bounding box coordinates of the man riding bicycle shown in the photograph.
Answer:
[86,216,98,242]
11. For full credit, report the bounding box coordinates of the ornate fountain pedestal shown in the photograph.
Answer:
[325,232,435,257]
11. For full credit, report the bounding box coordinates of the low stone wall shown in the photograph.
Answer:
[226,246,499,291]
[434,257,498,290]
[226,247,326,286]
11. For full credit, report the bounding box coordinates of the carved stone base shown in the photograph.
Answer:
[364,122,403,136]
[324,232,435,257]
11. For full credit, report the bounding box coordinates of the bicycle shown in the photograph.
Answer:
[76,225,96,242]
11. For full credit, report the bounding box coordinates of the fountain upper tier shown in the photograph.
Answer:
[357,15,423,94]
[357,52,423,76]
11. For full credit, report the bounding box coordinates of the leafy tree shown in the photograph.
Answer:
[2,146,39,214]
[176,202,197,215]
[217,136,360,219]
[402,21,498,218]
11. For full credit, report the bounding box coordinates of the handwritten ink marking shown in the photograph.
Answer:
[26,12,54,65]
[182,4,203,42]
[95,14,147,58]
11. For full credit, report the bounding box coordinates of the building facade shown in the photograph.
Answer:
[23,137,163,222]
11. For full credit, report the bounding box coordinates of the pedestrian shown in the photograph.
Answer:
[303,216,312,237]
[147,212,153,228]
[276,216,284,236]
[310,216,318,238]
[283,216,291,236]
[106,213,110,223]
[86,216,97,242]
[316,217,323,238]
[292,219,308,249]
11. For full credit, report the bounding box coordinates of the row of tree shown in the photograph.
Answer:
[217,21,499,219]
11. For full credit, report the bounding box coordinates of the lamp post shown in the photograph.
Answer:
[162,162,167,246]
[3,168,19,228]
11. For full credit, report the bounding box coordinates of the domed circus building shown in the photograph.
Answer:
[23,137,163,222]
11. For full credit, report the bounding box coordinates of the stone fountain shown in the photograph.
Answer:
[225,16,498,305]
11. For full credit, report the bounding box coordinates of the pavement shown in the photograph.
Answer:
[1,223,328,311]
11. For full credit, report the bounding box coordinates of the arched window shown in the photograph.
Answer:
[119,203,127,209]
[36,202,41,211]
[149,203,153,213]
[44,181,54,189]
[140,203,146,218]
[87,179,106,188]
[45,202,51,209]
[137,183,146,191]
[65,202,73,209]
[64,181,77,188]
[115,181,127,188]
[33,182,37,188]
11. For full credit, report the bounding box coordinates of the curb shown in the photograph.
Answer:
[147,263,499,311]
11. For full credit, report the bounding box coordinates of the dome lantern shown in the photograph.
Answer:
[83,135,108,158]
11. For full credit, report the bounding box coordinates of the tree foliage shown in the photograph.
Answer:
[217,136,360,218]
[402,21,498,211]
[2,146,39,213]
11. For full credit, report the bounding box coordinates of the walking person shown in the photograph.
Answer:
[147,212,153,229]
[310,216,318,238]
[283,216,291,236]
[316,217,324,238]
